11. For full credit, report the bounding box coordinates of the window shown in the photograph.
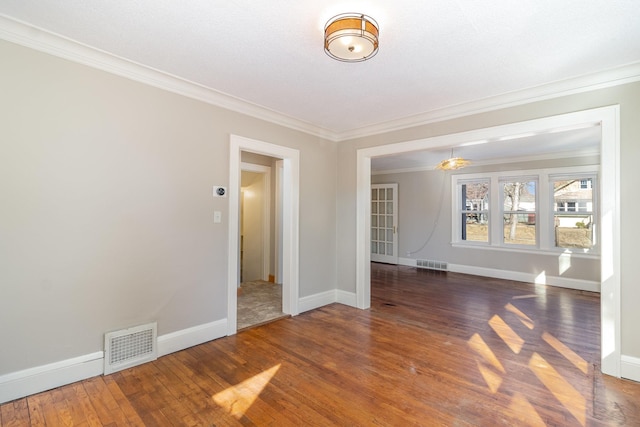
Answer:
[551,176,595,250]
[502,179,537,246]
[452,167,598,254]
[459,180,489,242]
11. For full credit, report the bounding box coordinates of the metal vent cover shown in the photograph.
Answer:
[416,259,448,271]
[104,322,157,375]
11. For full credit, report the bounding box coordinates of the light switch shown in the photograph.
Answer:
[214,211,222,223]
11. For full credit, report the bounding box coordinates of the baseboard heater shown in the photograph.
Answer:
[416,259,448,272]
[104,322,157,375]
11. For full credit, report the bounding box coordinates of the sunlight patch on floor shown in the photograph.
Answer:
[468,333,505,393]
[489,315,525,354]
[529,352,586,426]
[509,392,546,426]
[542,332,589,374]
[213,364,281,419]
[505,303,535,330]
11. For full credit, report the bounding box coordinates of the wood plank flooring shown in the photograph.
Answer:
[2,263,640,426]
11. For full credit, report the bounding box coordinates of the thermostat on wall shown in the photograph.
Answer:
[213,186,227,197]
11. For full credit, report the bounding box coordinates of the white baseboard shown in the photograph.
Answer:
[398,257,417,267]
[0,319,228,404]
[448,263,600,292]
[336,290,357,307]
[157,319,227,357]
[298,289,358,313]
[298,290,337,313]
[399,257,600,293]
[0,352,104,404]
[621,355,640,382]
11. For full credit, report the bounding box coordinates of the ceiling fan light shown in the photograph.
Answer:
[324,13,379,62]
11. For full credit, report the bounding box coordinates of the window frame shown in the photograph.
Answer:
[451,166,599,256]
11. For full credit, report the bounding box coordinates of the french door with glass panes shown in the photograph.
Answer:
[371,183,398,264]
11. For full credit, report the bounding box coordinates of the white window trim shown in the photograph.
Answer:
[452,165,599,256]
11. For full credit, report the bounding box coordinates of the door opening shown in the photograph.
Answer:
[228,135,300,335]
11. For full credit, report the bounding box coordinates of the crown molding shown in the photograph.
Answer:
[1,14,639,143]
[0,15,338,141]
[372,149,600,175]
[338,62,640,141]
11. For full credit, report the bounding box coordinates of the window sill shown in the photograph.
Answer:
[451,243,600,259]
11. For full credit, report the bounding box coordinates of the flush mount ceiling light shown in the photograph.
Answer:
[324,13,379,62]
[436,149,471,171]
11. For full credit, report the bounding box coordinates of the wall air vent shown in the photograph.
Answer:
[416,259,448,272]
[104,322,157,375]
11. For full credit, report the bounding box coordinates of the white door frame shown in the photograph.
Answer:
[275,160,284,284]
[228,135,299,335]
[241,162,271,281]
[356,106,621,377]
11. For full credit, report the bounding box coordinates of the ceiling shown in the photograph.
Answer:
[370,124,601,173]
[0,1,637,168]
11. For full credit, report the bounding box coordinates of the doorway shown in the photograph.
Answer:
[228,135,300,335]
[355,106,621,378]
[240,164,271,283]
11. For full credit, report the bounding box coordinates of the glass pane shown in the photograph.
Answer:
[387,202,393,214]
[503,181,536,211]
[554,214,593,249]
[380,202,386,214]
[380,189,386,201]
[387,216,393,227]
[553,179,592,213]
[371,241,377,254]
[503,214,536,245]
[379,243,385,255]
[387,188,393,200]
[386,243,393,255]
[372,189,377,201]
[372,215,377,227]
[462,213,488,242]
[387,229,393,242]
[462,182,489,211]
[372,229,378,241]
[372,202,377,214]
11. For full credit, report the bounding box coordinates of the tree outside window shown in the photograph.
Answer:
[460,181,489,242]
[502,180,537,246]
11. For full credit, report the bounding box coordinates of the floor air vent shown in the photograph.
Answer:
[104,322,157,375]
[416,259,448,271]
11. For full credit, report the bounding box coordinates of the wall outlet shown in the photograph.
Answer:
[213,186,227,197]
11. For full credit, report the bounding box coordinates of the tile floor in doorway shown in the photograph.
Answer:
[237,280,287,330]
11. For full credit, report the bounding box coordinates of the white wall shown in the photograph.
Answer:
[0,39,338,378]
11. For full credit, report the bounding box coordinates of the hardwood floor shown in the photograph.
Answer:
[2,263,640,426]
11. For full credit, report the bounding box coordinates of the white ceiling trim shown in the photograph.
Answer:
[2,14,639,143]
[372,149,601,175]
[341,61,640,141]
[0,15,336,141]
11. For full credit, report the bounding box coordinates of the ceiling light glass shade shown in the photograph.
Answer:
[436,157,471,171]
[324,13,379,62]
